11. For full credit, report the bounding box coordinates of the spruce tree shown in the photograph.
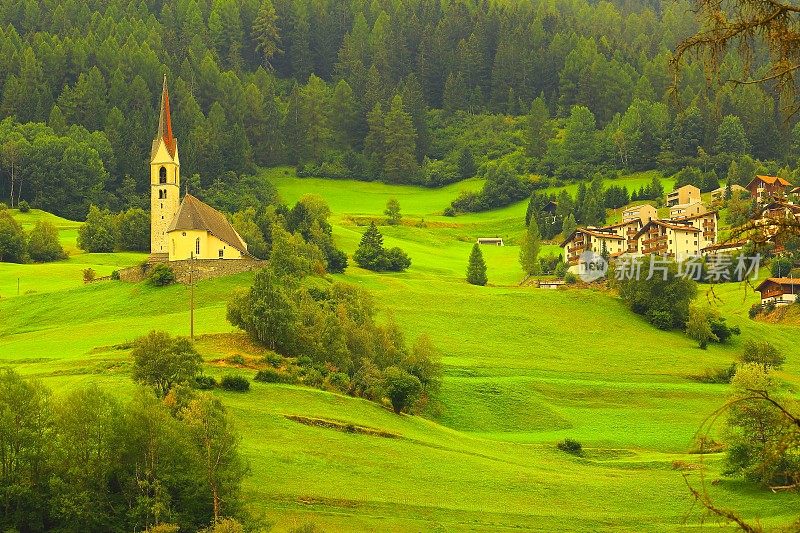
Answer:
[466,243,488,286]
[383,94,418,183]
[458,147,476,179]
[253,0,282,69]
[519,216,541,277]
[353,222,385,270]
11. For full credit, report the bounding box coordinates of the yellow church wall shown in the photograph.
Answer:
[168,229,244,261]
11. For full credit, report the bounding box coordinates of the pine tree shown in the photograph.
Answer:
[298,75,332,163]
[466,243,488,286]
[524,95,550,158]
[382,94,418,183]
[520,216,541,277]
[253,0,282,69]
[353,221,385,270]
[457,147,476,179]
[561,213,577,240]
[331,79,357,149]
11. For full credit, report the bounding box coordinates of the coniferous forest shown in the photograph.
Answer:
[0,0,795,221]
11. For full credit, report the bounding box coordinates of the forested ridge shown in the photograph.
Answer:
[0,0,795,220]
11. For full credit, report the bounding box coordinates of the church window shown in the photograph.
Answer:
[196,238,200,255]
[219,249,224,258]
[162,189,167,198]
[159,166,167,184]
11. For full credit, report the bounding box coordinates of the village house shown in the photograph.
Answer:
[622,204,657,224]
[711,184,747,202]
[561,208,719,270]
[756,277,800,307]
[561,227,627,266]
[633,220,701,258]
[745,175,793,203]
[542,200,559,223]
[669,200,706,219]
[477,237,504,246]
[666,184,701,207]
[150,76,248,262]
[752,200,800,240]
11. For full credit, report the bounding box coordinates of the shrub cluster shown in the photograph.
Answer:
[220,375,250,392]
[228,266,440,414]
[0,211,66,263]
[148,263,176,286]
[0,369,245,532]
[353,222,411,272]
[557,438,584,456]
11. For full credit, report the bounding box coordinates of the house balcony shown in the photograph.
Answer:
[641,235,667,245]
[642,245,667,255]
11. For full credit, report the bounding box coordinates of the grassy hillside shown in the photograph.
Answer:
[0,173,797,531]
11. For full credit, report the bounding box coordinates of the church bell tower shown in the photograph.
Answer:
[150,75,181,257]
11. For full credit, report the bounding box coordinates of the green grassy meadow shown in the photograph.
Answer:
[1,172,798,531]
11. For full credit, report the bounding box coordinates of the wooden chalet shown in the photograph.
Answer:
[756,277,800,306]
[746,175,793,203]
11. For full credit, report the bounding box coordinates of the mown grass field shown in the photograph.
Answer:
[0,171,798,531]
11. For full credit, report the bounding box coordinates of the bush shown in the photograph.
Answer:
[327,372,350,392]
[263,353,283,367]
[116,208,150,252]
[18,200,30,212]
[27,220,66,262]
[748,304,762,319]
[442,206,456,217]
[227,354,246,366]
[83,268,96,282]
[771,256,794,278]
[297,355,313,368]
[0,210,26,263]
[557,438,583,456]
[220,375,250,392]
[149,263,176,286]
[384,247,411,272]
[383,366,422,414]
[696,363,737,384]
[193,375,217,390]
[254,368,296,384]
[111,270,120,280]
[77,205,118,253]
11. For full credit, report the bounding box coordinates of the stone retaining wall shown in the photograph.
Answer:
[118,258,266,284]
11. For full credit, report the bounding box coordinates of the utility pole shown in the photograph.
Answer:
[189,252,195,341]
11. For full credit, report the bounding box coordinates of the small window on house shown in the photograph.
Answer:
[219,249,224,258]
[162,189,167,199]
[182,232,186,236]
[159,166,167,184]
[196,238,200,255]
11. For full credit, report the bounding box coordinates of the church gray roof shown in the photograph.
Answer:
[167,194,248,255]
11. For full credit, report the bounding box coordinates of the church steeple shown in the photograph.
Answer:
[150,74,181,257]
[156,74,176,158]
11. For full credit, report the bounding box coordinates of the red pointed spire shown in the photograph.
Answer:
[157,74,176,158]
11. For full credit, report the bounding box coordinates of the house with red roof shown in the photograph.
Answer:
[745,175,793,203]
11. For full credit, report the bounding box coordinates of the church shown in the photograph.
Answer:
[149,76,248,262]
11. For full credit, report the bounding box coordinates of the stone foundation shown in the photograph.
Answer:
[118,258,266,284]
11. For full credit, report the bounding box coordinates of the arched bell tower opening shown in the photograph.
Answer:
[150,74,180,257]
